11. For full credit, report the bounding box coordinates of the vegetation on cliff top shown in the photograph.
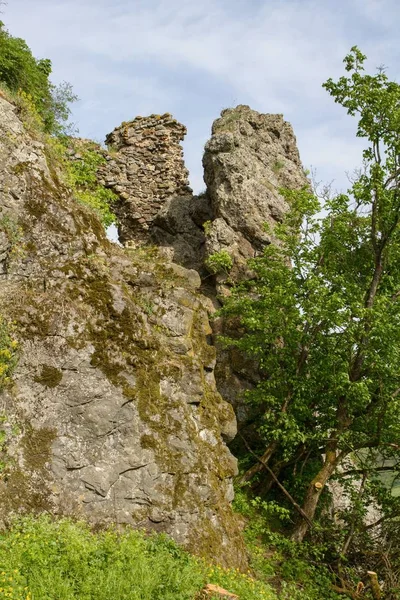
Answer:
[0,21,77,135]
[0,22,117,227]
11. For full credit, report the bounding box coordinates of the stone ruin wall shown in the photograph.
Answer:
[98,113,193,244]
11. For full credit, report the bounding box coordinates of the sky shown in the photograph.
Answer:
[3,0,400,194]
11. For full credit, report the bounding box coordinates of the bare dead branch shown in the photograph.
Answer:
[237,432,313,528]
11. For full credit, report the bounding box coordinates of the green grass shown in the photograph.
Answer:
[0,515,277,600]
[0,501,349,600]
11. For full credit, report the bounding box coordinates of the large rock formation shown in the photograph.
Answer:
[202,105,308,285]
[0,92,309,569]
[202,106,309,423]
[0,96,246,568]
[100,105,308,426]
[101,105,307,284]
[99,114,211,272]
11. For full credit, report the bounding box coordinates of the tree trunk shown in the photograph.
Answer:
[367,572,381,600]
[238,440,278,484]
[291,449,338,542]
[253,462,283,496]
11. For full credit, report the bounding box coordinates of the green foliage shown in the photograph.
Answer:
[206,564,276,600]
[53,139,117,228]
[0,21,77,135]
[0,515,278,600]
[221,46,400,593]
[12,89,45,135]
[205,250,233,274]
[0,317,19,388]
[233,490,343,600]
[0,515,203,600]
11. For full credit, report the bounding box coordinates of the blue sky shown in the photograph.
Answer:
[3,0,400,193]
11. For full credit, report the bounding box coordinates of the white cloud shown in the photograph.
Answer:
[3,0,400,192]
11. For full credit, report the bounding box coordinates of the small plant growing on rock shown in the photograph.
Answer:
[272,159,285,174]
[212,107,244,133]
[0,215,26,265]
[202,220,212,236]
[55,139,118,228]
[106,143,119,157]
[0,317,19,388]
[205,250,233,274]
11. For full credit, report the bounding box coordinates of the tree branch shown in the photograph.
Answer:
[238,432,313,528]
[331,585,362,600]
[341,465,400,478]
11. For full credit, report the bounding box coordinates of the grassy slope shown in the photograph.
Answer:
[0,515,276,600]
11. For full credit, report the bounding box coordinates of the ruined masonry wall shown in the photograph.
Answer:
[98,114,192,243]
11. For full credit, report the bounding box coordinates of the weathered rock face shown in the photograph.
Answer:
[202,106,308,427]
[104,106,307,282]
[203,105,308,284]
[100,114,193,244]
[0,96,247,569]
[100,105,308,430]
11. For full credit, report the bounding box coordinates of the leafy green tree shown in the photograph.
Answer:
[0,21,77,134]
[222,47,400,544]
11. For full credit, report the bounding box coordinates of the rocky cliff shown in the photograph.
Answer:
[0,96,245,568]
[0,95,307,569]
[203,105,307,285]
[101,105,307,424]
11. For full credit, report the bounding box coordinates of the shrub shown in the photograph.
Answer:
[205,250,233,274]
[0,21,77,135]
[50,138,118,228]
[232,490,343,600]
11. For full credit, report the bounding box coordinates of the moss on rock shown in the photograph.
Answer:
[34,365,62,388]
